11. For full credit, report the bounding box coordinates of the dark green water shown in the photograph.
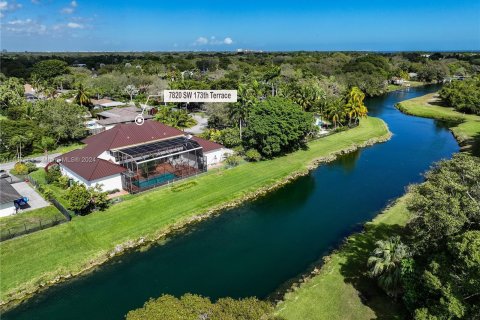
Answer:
[4,85,459,320]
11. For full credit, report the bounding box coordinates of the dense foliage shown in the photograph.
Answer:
[243,97,314,157]
[369,154,479,319]
[439,77,480,115]
[126,293,276,320]
[65,183,109,214]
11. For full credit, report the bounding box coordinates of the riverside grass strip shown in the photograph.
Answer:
[275,195,412,320]
[0,117,389,307]
[396,93,480,153]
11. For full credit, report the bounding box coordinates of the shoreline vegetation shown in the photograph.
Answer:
[396,92,480,155]
[275,92,479,320]
[0,117,391,310]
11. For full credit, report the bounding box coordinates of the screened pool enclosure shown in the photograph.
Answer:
[115,137,207,193]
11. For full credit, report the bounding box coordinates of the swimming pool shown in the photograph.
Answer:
[133,173,177,189]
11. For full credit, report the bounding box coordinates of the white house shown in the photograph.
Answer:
[57,121,232,193]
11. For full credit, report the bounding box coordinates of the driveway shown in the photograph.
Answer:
[0,153,61,171]
[11,182,49,212]
[186,113,208,135]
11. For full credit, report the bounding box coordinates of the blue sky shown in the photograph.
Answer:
[1,0,479,51]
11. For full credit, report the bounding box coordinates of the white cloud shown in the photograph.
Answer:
[61,7,73,14]
[194,36,208,45]
[61,0,77,14]
[193,36,234,46]
[67,22,83,28]
[0,1,22,16]
[2,18,47,35]
[31,0,40,4]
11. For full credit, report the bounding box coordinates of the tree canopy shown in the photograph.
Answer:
[244,97,314,157]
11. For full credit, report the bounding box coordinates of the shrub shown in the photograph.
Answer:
[24,162,38,173]
[45,165,61,184]
[11,162,28,175]
[245,149,262,162]
[225,154,241,167]
[57,175,70,189]
[65,183,91,214]
[232,145,245,156]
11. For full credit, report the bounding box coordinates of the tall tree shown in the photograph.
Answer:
[74,83,92,109]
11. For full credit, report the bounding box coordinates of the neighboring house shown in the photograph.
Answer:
[391,77,405,85]
[24,84,38,101]
[0,180,22,217]
[96,106,152,130]
[92,98,126,109]
[57,121,232,193]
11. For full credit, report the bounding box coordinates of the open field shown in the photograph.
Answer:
[275,195,411,320]
[0,117,390,305]
[396,93,480,155]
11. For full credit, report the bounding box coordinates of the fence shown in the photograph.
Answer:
[27,174,73,221]
[0,215,67,242]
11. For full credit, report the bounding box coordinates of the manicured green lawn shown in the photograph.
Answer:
[275,195,412,320]
[0,117,389,304]
[396,93,480,154]
[0,206,66,240]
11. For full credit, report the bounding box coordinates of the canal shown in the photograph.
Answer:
[4,85,459,320]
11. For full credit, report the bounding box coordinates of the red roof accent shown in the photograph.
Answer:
[58,148,126,181]
[58,121,227,181]
[191,136,225,152]
[82,120,185,151]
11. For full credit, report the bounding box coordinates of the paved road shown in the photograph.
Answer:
[0,153,61,171]
[186,114,208,135]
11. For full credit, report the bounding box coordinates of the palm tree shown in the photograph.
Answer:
[325,98,346,129]
[368,236,410,298]
[345,87,368,125]
[230,80,259,139]
[74,83,92,109]
[263,65,281,97]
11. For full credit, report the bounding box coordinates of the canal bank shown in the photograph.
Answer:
[0,117,390,310]
[2,85,460,320]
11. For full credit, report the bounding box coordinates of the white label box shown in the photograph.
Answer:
[163,90,237,103]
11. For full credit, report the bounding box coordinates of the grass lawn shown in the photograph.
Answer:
[28,170,70,208]
[0,206,66,240]
[0,117,390,304]
[396,93,480,155]
[275,195,412,320]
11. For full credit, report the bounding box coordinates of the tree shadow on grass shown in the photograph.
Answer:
[338,223,408,320]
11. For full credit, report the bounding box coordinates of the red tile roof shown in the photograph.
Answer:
[59,153,127,181]
[191,136,225,152]
[58,121,226,181]
[83,120,185,151]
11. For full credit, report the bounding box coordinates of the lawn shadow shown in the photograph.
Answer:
[338,222,408,320]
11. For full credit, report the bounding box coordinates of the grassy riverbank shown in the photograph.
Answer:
[275,195,412,320]
[0,117,390,306]
[396,93,480,155]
